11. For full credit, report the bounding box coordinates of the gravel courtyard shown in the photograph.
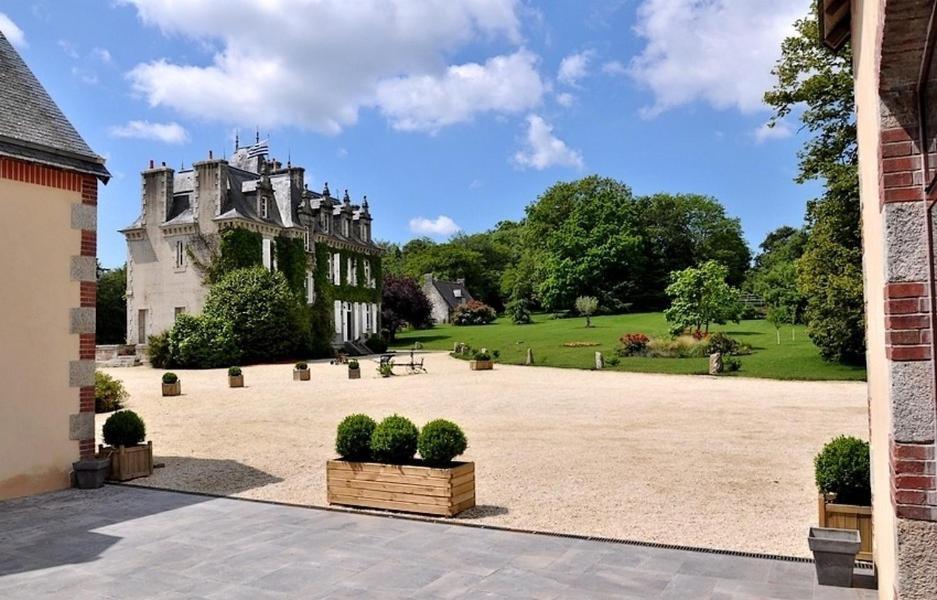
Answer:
[100,353,867,558]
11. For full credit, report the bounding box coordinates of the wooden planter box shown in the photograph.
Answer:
[348,367,361,380]
[293,368,310,381]
[818,494,873,561]
[99,441,153,482]
[162,381,181,396]
[228,374,244,387]
[327,460,475,517]
[470,360,493,371]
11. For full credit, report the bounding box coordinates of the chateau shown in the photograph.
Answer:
[121,141,382,352]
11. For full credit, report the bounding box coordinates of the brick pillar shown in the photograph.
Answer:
[70,175,98,459]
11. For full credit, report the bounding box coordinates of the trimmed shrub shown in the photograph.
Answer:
[365,334,388,354]
[724,357,742,372]
[815,436,871,505]
[418,419,467,466]
[167,313,241,369]
[370,415,419,463]
[473,350,491,361]
[102,410,146,448]
[507,298,533,325]
[452,300,497,326]
[617,333,650,357]
[348,359,360,369]
[605,355,621,367]
[492,349,500,359]
[147,331,172,368]
[228,366,242,376]
[162,372,178,384]
[295,362,308,370]
[94,371,128,413]
[704,332,740,356]
[336,414,377,460]
[204,267,301,363]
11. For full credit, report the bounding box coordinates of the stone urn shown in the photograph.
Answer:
[808,527,860,587]
[709,352,724,375]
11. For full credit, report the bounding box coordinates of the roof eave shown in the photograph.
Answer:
[819,0,852,51]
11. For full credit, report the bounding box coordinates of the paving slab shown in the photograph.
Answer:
[0,485,877,599]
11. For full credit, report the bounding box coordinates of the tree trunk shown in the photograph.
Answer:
[776,329,781,345]
[586,315,591,328]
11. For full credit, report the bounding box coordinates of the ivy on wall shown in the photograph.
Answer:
[333,249,382,304]
[275,235,307,297]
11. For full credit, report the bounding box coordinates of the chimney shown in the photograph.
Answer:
[149,159,155,169]
[209,150,213,160]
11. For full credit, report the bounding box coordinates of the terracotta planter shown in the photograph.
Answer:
[229,374,244,387]
[98,441,154,482]
[469,360,493,371]
[162,381,181,396]
[348,367,361,380]
[818,493,873,561]
[327,460,475,517]
[293,368,310,381]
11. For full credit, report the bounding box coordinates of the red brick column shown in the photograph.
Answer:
[78,175,97,459]
[885,282,932,361]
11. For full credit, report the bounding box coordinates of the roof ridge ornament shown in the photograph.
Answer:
[323,182,330,197]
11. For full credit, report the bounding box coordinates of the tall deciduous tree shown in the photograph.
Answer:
[664,261,742,336]
[96,264,127,345]
[764,10,864,364]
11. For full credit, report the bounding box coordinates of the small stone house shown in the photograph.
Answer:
[0,32,110,499]
[422,273,473,324]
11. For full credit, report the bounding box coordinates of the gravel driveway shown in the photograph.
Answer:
[100,353,867,557]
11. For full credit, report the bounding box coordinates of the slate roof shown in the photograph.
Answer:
[432,279,473,310]
[0,32,109,181]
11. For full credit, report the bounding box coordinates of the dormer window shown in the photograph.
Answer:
[260,196,268,219]
[342,218,349,237]
[320,211,329,233]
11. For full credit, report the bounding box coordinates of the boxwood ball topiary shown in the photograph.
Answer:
[162,372,178,384]
[418,419,467,466]
[814,435,871,505]
[336,414,376,460]
[103,410,146,448]
[370,415,419,464]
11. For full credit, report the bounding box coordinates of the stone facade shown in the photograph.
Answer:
[422,273,473,324]
[825,0,937,597]
[122,144,381,350]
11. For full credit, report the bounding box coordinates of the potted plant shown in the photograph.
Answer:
[293,362,310,381]
[469,350,493,371]
[808,527,861,587]
[378,362,394,378]
[227,366,244,387]
[348,359,360,380]
[814,436,873,562]
[161,372,181,396]
[98,410,153,482]
[326,415,475,517]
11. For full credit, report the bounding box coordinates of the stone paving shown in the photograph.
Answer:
[0,485,876,599]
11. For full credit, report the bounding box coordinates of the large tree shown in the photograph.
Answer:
[96,264,127,345]
[664,261,743,336]
[381,274,433,339]
[764,10,864,364]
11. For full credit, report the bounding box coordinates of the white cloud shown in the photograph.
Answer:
[557,50,594,87]
[556,92,575,107]
[123,0,531,134]
[0,13,26,48]
[629,0,809,117]
[754,120,794,143]
[58,39,79,59]
[601,60,627,76]
[513,114,583,170]
[91,47,112,63]
[108,120,190,144]
[409,215,461,237]
[376,49,545,133]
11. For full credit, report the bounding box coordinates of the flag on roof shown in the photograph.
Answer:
[246,139,269,158]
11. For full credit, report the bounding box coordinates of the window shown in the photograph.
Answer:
[364,261,371,288]
[303,228,310,251]
[260,196,269,219]
[453,289,462,298]
[347,257,354,285]
[342,219,350,237]
[174,307,185,320]
[262,238,272,269]
[321,212,329,233]
[307,273,315,304]
[174,240,185,268]
[333,253,341,285]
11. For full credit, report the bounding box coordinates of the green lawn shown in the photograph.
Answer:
[392,312,867,381]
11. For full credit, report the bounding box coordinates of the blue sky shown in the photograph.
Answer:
[0,0,817,268]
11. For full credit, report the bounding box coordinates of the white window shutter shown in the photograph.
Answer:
[334,300,342,335]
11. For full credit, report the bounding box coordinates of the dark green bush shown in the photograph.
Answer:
[492,350,500,359]
[94,371,128,413]
[507,297,533,324]
[370,415,419,463]
[815,436,871,505]
[704,332,741,356]
[147,331,172,368]
[348,360,359,369]
[295,362,308,370]
[378,363,394,377]
[473,351,491,361]
[365,334,388,354]
[162,372,178,384]
[336,414,376,460]
[724,357,742,372]
[102,410,146,447]
[418,420,467,466]
[204,267,301,363]
[228,366,242,376]
[167,313,241,369]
